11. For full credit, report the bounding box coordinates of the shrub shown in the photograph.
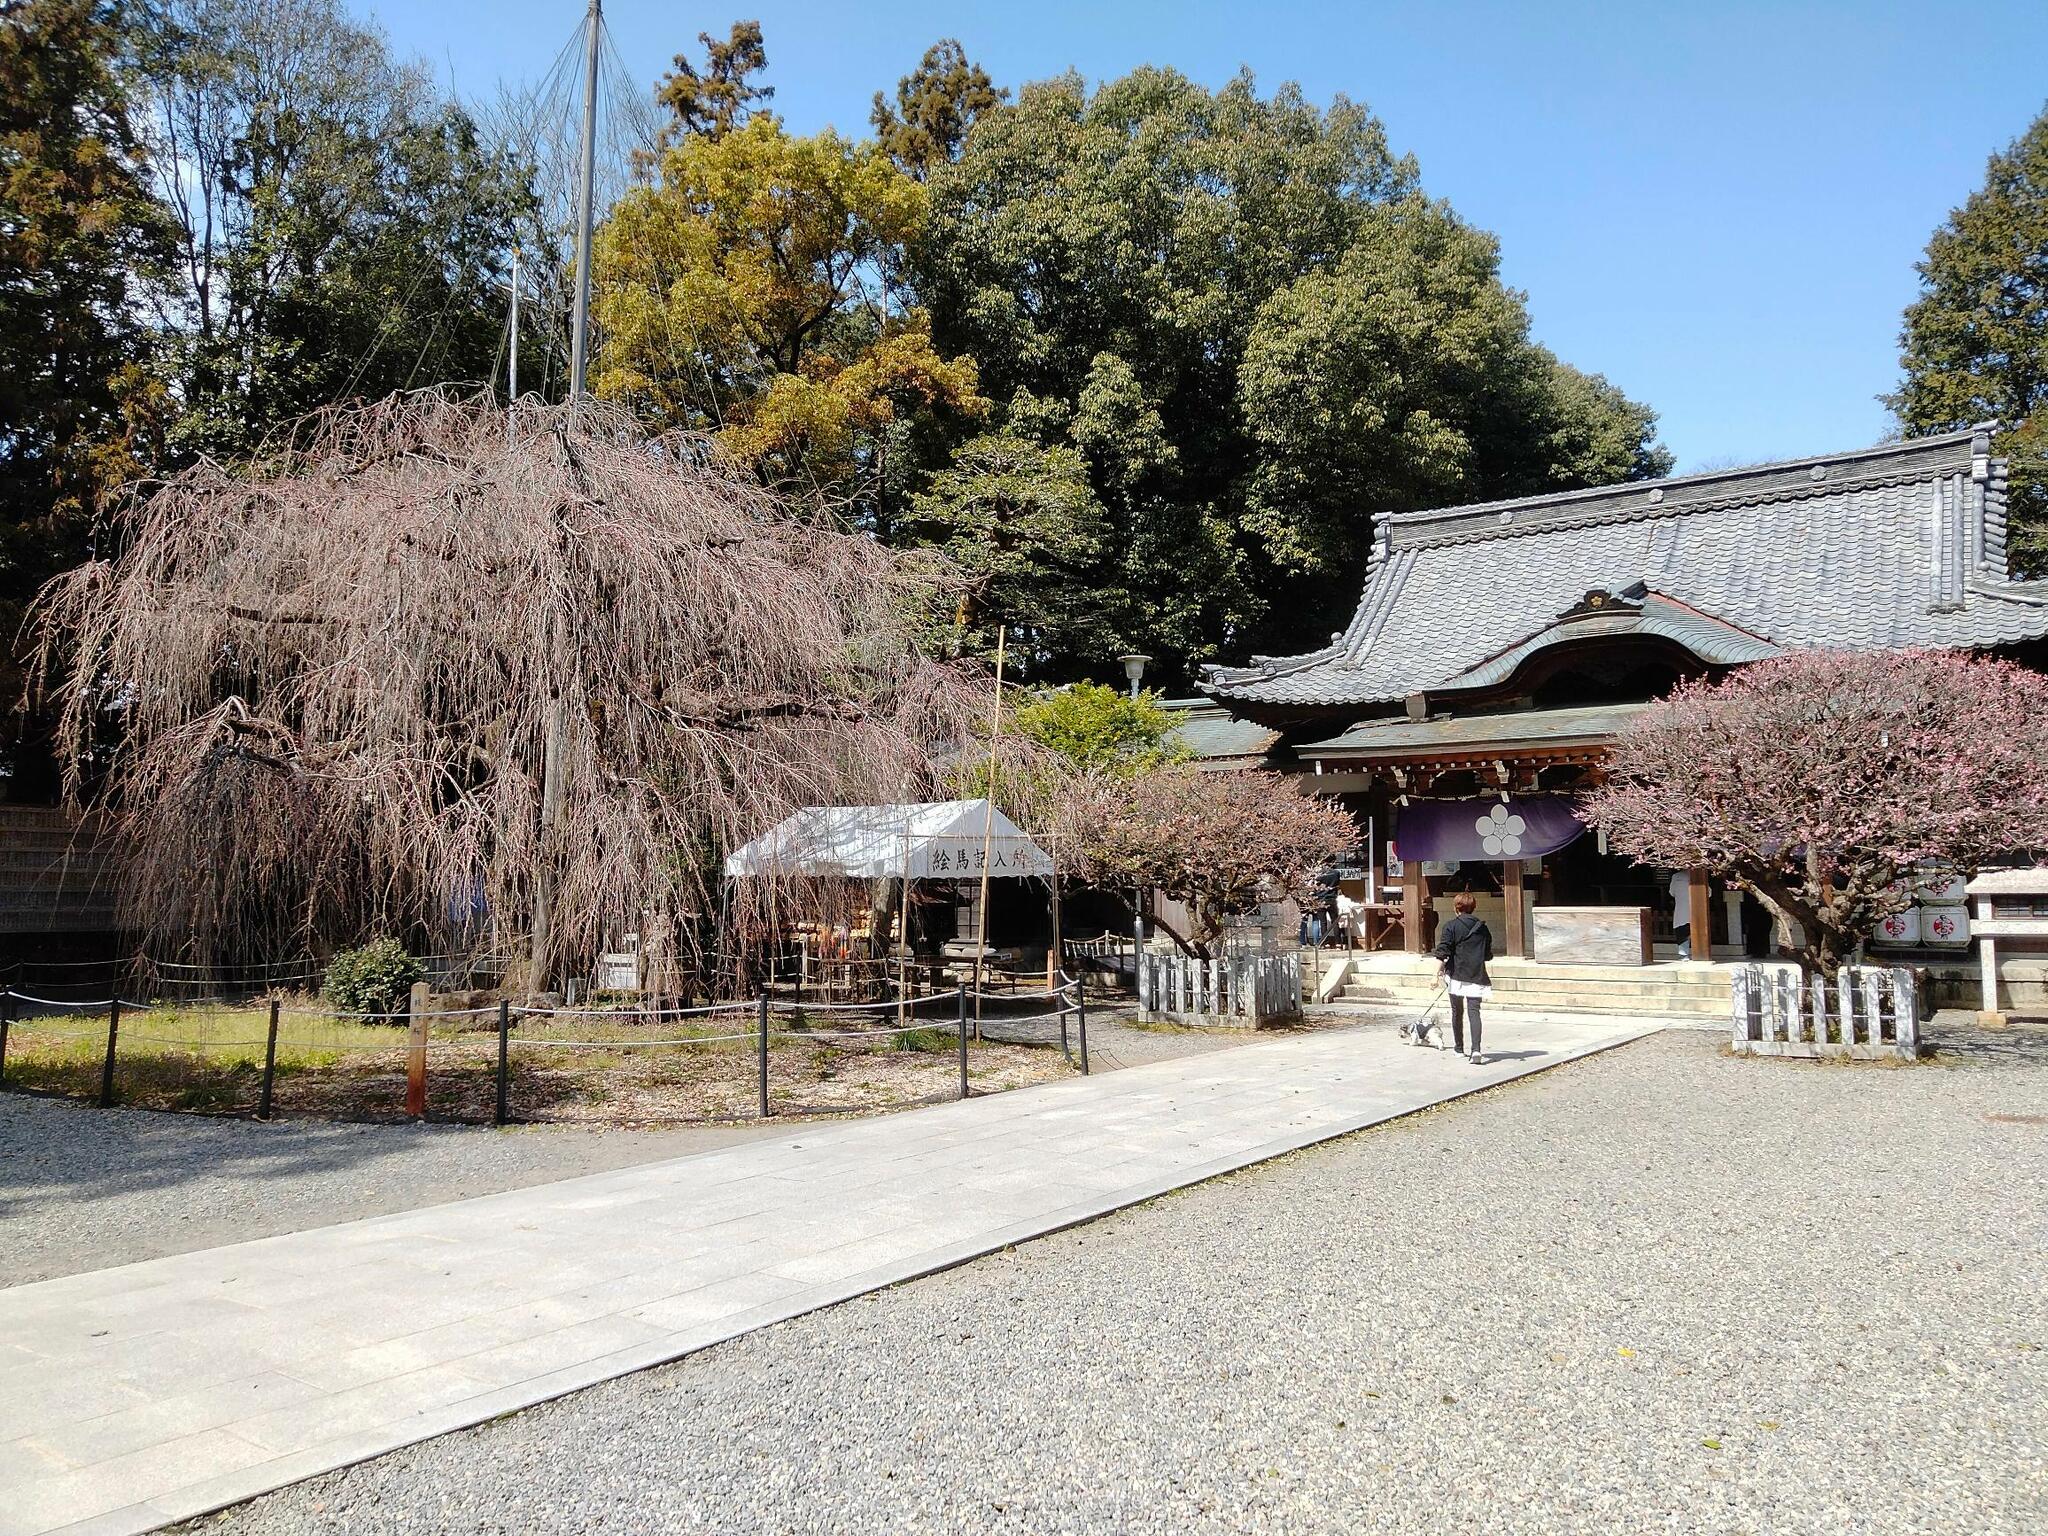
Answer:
[324,939,424,1015]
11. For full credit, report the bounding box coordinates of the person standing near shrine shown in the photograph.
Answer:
[1432,890,1494,1064]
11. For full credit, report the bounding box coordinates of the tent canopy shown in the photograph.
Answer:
[723,799,1052,881]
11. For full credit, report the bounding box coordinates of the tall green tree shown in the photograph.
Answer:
[871,39,1006,180]
[651,19,772,150]
[905,432,1112,675]
[0,0,166,552]
[133,0,533,461]
[592,113,984,518]
[1888,105,2048,575]
[1239,196,1666,617]
[915,67,1669,680]
[0,0,169,790]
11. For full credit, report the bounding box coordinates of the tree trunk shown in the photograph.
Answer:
[867,876,901,959]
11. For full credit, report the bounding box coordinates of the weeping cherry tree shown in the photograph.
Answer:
[33,393,984,990]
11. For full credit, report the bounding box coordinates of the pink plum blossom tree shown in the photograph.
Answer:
[1582,649,2048,976]
[1055,764,1359,957]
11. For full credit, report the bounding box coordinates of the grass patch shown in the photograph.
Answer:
[894,1026,958,1053]
[1,1002,414,1112]
[0,998,1067,1125]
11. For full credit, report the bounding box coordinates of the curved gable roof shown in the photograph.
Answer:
[1204,427,2046,713]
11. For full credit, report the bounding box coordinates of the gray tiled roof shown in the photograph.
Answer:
[1157,698,1283,764]
[1203,428,2048,711]
[1300,701,1652,758]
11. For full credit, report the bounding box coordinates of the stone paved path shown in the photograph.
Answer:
[0,1013,1658,1536]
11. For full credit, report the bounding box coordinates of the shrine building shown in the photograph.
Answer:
[1193,426,2048,1001]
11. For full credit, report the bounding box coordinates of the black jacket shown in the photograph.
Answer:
[1433,913,1494,986]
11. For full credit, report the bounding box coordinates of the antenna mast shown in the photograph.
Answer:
[567,0,602,406]
[507,245,519,440]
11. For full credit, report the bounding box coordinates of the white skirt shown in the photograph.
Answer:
[1446,979,1492,999]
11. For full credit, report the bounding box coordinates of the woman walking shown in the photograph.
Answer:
[1432,891,1494,1064]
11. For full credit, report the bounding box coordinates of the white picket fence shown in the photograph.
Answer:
[1728,963,1920,1059]
[1137,950,1301,1026]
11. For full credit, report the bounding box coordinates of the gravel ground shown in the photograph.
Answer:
[184,1022,2048,1536]
[0,1098,783,1285]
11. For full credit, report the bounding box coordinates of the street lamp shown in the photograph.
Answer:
[1118,653,1151,700]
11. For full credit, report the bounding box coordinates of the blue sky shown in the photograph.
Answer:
[358,0,2048,473]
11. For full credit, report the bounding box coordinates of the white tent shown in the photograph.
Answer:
[722,800,1052,881]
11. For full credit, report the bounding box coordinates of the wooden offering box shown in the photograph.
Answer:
[1531,906,1653,966]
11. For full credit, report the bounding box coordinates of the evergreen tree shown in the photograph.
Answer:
[0,0,171,790]
[592,114,985,519]
[0,0,167,573]
[871,39,1006,180]
[1888,105,2048,575]
[652,20,772,150]
[905,433,1114,677]
[915,68,1669,681]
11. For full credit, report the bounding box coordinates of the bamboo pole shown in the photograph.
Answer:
[1046,830,1061,996]
[898,827,911,1031]
[972,626,1006,1038]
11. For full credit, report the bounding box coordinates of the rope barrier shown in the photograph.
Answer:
[969,1005,1077,1026]
[509,1018,975,1049]
[513,1001,756,1021]
[768,992,957,1015]
[273,1004,503,1020]
[114,1033,275,1050]
[2,992,120,1009]
[793,1025,947,1041]
[509,1030,758,1048]
[961,986,1080,1004]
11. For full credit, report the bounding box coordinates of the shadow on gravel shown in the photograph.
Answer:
[0,1092,486,1222]
[1922,1025,2048,1068]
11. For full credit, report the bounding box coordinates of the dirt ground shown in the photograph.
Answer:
[0,1009,1072,1128]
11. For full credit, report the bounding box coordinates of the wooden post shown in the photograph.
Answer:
[1892,967,1919,1053]
[98,995,122,1107]
[1402,866,1425,955]
[494,998,512,1125]
[0,989,11,1086]
[1686,869,1713,961]
[258,998,281,1120]
[756,992,771,1117]
[1503,858,1528,959]
[405,981,429,1120]
[956,982,969,1099]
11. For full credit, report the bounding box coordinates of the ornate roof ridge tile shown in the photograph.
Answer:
[1387,460,1983,556]
[1382,425,1990,532]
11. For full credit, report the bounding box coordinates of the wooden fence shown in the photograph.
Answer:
[1137,950,1300,1026]
[1728,963,1920,1060]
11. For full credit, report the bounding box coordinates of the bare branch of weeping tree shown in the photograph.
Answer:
[31,391,994,991]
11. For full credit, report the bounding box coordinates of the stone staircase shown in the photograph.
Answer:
[1326,955,1735,1021]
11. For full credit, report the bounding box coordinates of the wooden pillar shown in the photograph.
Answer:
[1686,868,1713,961]
[1503,858,1528,959]
[1402,865,1425,954]
[405,980,430,1119]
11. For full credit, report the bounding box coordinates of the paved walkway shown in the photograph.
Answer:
[0,1013,1659,1536]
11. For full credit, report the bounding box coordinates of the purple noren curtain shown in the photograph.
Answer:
[1393,796,1586,863]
